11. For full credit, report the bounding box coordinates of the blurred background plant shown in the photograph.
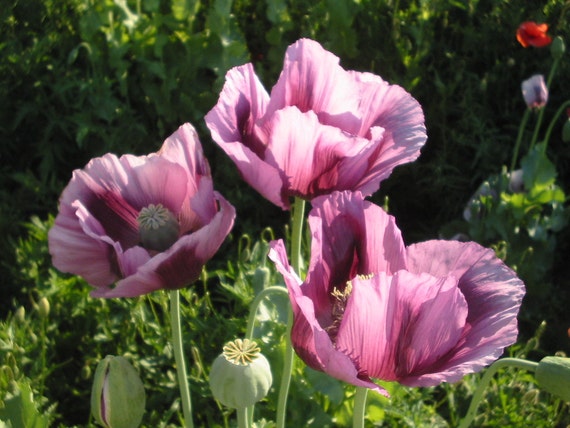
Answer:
[1,0,569,426]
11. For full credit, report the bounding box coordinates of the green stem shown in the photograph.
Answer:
[245,286,290,341]
[244,286,289,426]
[170,290,194,428]
[276,197,306,428]
[510,109,531,172]
[529,57,561,152]
[541,99,570,153]
[237,406,249,428]
[352,387,369,428]
[458,358,539,428]
[291,197,306,273]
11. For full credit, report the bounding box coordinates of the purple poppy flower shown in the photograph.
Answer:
[269,191,524,395]
[522,74,548,109]
[48,123,236,298]
[205,38,426,210]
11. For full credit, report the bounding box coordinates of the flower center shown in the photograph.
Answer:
[222,339,260,366]
[137,203,180,252]
[326,274,373,342]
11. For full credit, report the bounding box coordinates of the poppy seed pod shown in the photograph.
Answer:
[209,339,272,409]
[535,356,570,401]
[91,355,146,428]
[551,36,566,60]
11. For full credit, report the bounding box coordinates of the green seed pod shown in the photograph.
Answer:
[91,355,146,428]
[137,204,180,252]
[209,339,272,409]
[551,36,566,60]
[535,356,570,401]
[38,297,50,319]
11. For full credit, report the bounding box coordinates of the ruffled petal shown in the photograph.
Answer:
[265,38,362,134]
[347,72,426,194]
[94,193,235,297]
[268,240,386,394]
[120,155,189,215]
[334,272,467,384]
[263,107,381,199]
[205,63,269,154]
[158,123,217,231]
[61,155,140,248]
[403,240,525,385]
[205,64,288,209]
[48,201,118,287]
[306,191,406,297]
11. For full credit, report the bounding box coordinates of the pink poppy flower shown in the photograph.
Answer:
[205,38,426,210]
[522,74,548,109]
[269,191,524,395]
[48,123,236,298]
[516,22,552,48]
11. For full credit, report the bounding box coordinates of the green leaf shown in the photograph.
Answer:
[521,145,557,190]
[304,367,345,405]
[0,381,49,428]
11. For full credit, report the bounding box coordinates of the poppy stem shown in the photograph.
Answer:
[541,99,570,154]
[352,387,369,428]
[529,57,561,152]
[245,286,290,341]
[457,357,538,428]
[170,289,194,428]
[244,285,287,426]
[276,197,306,428]
[237,406,249,428]
[510,108,531,172]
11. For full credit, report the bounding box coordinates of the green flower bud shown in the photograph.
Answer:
[535,356,570,401]
[38,297,50,319]
[14,306,25,324]
[562,119,570,143]
[209,339,272,409]
[550,36,566,60]
[91,355,145,428]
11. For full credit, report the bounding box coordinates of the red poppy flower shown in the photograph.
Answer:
[516,22,552,48]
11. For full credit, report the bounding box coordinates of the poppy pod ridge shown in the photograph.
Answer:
[48,123,236,298]
[268,191,525,394]
[205,38,427,210]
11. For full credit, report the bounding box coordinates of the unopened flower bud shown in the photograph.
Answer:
[38,297,50,319]
[91,355,145,428]
[209,339,272,409]
[521,75,548,109]
[535,356,570,401]
[14,306,25,324]
[550,36,565,60]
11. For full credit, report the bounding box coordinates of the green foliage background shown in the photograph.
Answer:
[1,0,569,426]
